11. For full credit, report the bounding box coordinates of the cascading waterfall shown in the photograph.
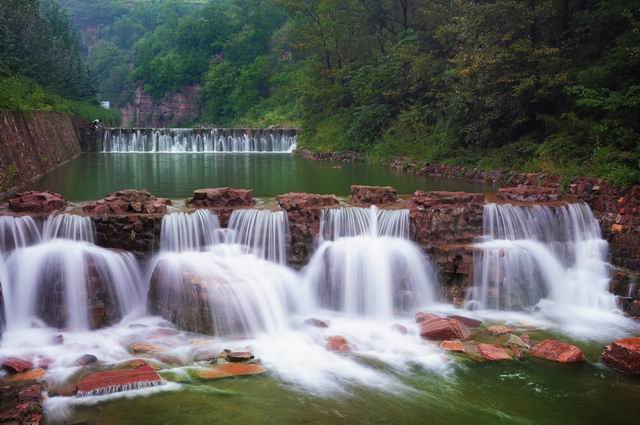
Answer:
[102,128,298,153]
[466,202,616,311]
[160,209,223,252]
[305,206,437,318]
[43,214,95,243]
[0,215,41,253]
[226,209,289,264]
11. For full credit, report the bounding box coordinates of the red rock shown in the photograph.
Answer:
[447,315,482,328]
[326,336,352,353]
[496,186,561,202]
[2,357,34,373]
[601,337,640,375]
[76,365,163,396]
[304,318,330,328]
[82,190,171,216]
[129,343,164,355]
[415,312,440,323]
[486,325,512,336]
[187,188,255,208]
[196,363,266,381]
[440,341,466,352]
[8,191,66,213]
[530,339,585,363]
[3,368,45,383]
[225,352,255,363]
[419,318,470,341]
[351,185,397,205]
[477,344,512,361]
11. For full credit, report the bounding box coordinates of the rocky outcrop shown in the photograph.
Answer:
[276,193,340,266]
[601,337,640,375]
[186,188,255,226]
[83,190,170,215]
[294,148,364,163]
[419,317,471,341]
[496,186,561,202]
[122,85,200,128]
[0,111,81,198]
[530,339,585,363]
[8,191,66,214]
[350,185,397,206]
[0,383,43,424]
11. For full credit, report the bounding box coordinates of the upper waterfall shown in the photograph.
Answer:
[102,128,298,153]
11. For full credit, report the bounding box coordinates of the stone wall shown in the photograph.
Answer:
[0,111,81,198]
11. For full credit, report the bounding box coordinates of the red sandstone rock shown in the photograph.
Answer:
[225,352,255,363]
[326,336,352,353]
[350,185,397,205]
[447,315,482,328]
[415,312,440,323]
[8,191,66,213]
[83,189,170,215]
[304,318,330,328]
[477,344,512,361]
[3,368,45,383]
[196,363,266,381]
[601,337,640,375]
[440,341,466,352]
[2,357,34,374]
[0,383,44,425]
[419,318,470,341]
[486,325,512,336]
[276,193,340,210]
[530,339,585,363]
[497,186,561,202]
[76,365,163,396]
[187,187,255,208]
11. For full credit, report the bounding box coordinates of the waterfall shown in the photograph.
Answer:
[102,128,298,153]
[148,246,305,336]
[320,206,410,241]
[43,214,95,243]
[226,209,289,264]
[160,210,223,252]
[466,203,616,311]
[2,240,145,331]
[305,206,437,318]
[0,216,41,253]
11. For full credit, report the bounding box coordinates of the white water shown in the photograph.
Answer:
[320,206,410,241]
[0,215,41,253]
[43,214,95,243]
[102,128,297,153]
[467,202,618,316]
[160,210,223,252]
[226,209,289,264]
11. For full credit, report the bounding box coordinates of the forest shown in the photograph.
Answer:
[2,0,639,187]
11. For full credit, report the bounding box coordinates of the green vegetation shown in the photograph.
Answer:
[0,0,120,124]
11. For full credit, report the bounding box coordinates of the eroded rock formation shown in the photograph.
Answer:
[186,188,255,226]
[350,185,397,206]
[8,191,66,214]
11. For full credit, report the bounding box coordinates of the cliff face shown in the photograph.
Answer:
[121,85,201,128]
[0,111,81,198]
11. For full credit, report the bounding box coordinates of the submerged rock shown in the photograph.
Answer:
[8,191,66,214]
[440,341,466,352]
[73,354,98,367]
[530,339,585,363]
[391,324,408,335]
[601,337,640,375]
[196,363,266,381]
[325,336,352,353]
[419,318,470,341]
[486,325,512,336]
[3,368,45,383]
[477,344,512,361]
[304,318,330,328]
[415,312,440,324]
[76,364,163,396]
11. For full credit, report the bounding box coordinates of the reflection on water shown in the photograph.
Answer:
[29,153,496,201]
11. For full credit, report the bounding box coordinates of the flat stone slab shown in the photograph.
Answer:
[196,363,266,381]
[76,365,163,396]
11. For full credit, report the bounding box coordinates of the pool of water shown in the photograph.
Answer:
[29,153,495,201]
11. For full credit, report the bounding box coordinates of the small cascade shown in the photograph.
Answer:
[2,240,145,331]
[102,128,298,153]
[148,246,305,336]
[306,206,436,318]
[43,214,95,243]
[0,216,41,253]
[466,203,615,311]
[320,206,410,241]
[226,209,288,264]
[160,210,223,252]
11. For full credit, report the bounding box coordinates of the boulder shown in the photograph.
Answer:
[601,337,640,375]
[76,365,163,396]
[447,315,482,328]
[83,189,171,215]
[530,339,585,363]
[129,343,164,355]
[2,357,34,374]
[496,186,561,203]
[304,318,330,328]
[477,344,512,361]
[196,363,266,381]
[8,191,66,214]
[486,325,512,336]
[225,352,255,363]
[415,312,440,323]
[419,318,470,341]
[440,341,466,352]
[325,336,352,353]
[350,185,397,205]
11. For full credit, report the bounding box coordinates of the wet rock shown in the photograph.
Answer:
[8,191,66,214]
[477,344,512,361]
[419,317,470,341]
[325,336,352,353]
[350,185,397,206]
[497,186,561,202]
[0,383,44,424]
[447,315,482,328]
[530,339,585,363]
[503,334,530,359]
[92,213,163,254]
[129,343,164,355]
[186,187,255,226]
[304,318,330,328]
[440,341,466,352]
[50,334,64,345]
[196,363,266,381]
[2,357,34,374]
[391,324,408,335]
[601,337,640,375]
[3,368,45,383]
[73,354,98,367]
[83,189,171,215]
[225,352,255,363]
[415,312,440,323]
[486,325,512,336]
[76,365,163,396]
